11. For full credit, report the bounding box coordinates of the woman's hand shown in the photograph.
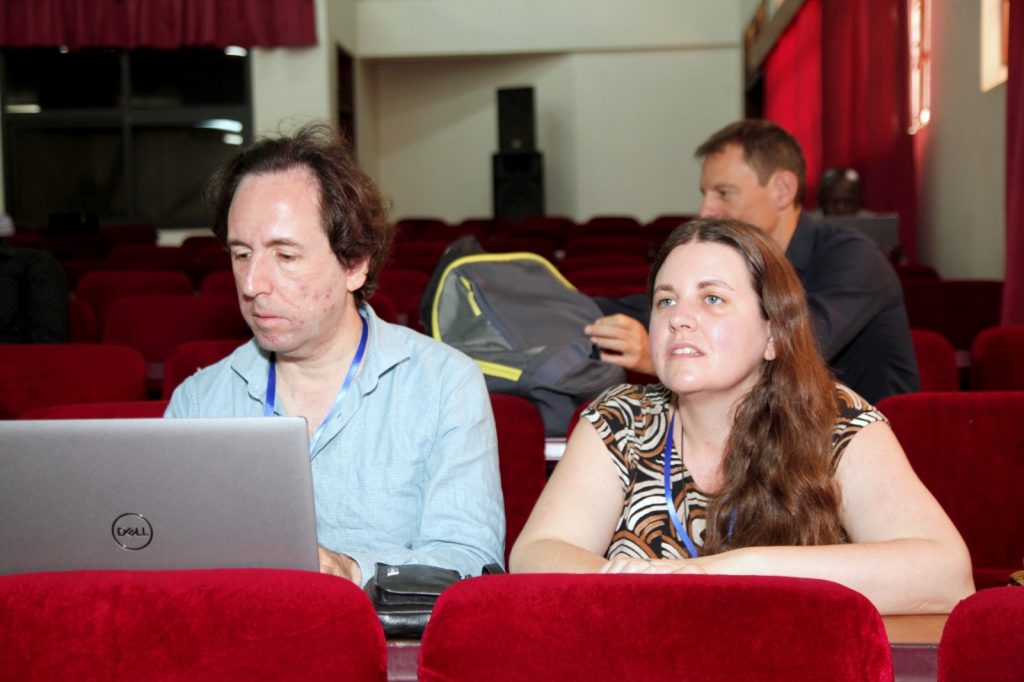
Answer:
[598,556,708,575]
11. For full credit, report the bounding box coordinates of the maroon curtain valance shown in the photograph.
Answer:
[0,0,317,49]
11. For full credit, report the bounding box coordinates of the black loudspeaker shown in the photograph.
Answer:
[493,152,544,222]
[497,87,535,152]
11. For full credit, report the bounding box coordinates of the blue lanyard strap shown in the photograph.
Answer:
[663,410,737,558]
[663,412,701,558]
[264,313,369,453]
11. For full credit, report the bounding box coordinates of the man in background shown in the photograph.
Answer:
[587,120,919,403]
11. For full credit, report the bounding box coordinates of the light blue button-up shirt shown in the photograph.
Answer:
[165,304,505,580]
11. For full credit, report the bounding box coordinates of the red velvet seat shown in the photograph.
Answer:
[102,295,250,388]
[489,394,548,567]
[877,391,1024,589]
[971,325,1024,390]
[419,574,893,681]
[938,587,1024,682]
[200,269,236,297]
[580,215,642,233]
[377,268,430,329]
[76,269,194,324]
[0,343,147,419]
[162,338,246,399]
[68,296,99,342]
[20,399,170,419]
[0,569,387,681]
[911,329,959,391]
[901,279,1003,351]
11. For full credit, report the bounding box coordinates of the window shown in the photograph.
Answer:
[1,47,251,229]
[908,0,931,134]
[980,0,1010,92]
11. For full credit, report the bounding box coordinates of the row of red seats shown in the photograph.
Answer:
[0,561,1020,679]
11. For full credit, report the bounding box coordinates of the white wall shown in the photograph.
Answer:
[357,0,744,222]
[917,0,1006,279]
[249,0,334,137]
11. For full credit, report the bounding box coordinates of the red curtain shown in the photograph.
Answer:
[820,0,918,260]
[0,0,317,49]
[1005,0,1024,323]
[764,0,918,258]
[764,0,823,209]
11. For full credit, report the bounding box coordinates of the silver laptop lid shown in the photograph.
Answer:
[0,417,318,575]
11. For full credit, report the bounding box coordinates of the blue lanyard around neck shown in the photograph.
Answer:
[663,411,735,557]
[264,313,369,454]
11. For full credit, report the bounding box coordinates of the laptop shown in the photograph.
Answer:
[0,417,319,575]
[828,213,901,256]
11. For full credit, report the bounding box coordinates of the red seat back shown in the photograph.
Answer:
[162,339,245,399]
[420,574,893,681]
[489,394,548,566]
[0,343,147,419]
[902,280,1003,351]
[0,569,387,681]
[938,587,1024,682]
[911,329,959,391]
[971,325,1024,390]
[20,400,169,419]
[878,391,1024,586]
[76,269,194,323]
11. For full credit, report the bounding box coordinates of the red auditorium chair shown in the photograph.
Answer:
[0,569,387,681]
[971,325,1024,390]
[76,269,194,323]
[162,339,246,399]
[489,394,548,566]
[377,268,430,329]
[392,217,447,239]
[564,264,650,297]
[482,235,558,262]
[105,244,195,271]
[894,263,940,280]
[102,295,250,389]
[497,216,575,248]
[562,234,650,260]
[911,329,959,391]
[878,391,1024,589]
[200,269,237,297]
[20,400,169,419]
[68,297,99,342]
[419,574,893,681]
[901,279,1003,352]
[180,234,220,253]
[100,222,158,245]
[580,215,642,234]
[0,344,147,419]
[389,239,451,273]
[938,587,1024,682]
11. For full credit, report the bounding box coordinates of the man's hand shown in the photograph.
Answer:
[584,314,655,376]
[318,545,362,584]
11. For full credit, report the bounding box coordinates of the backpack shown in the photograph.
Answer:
[421,237,625,437]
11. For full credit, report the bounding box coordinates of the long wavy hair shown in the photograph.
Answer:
[647,217,842,552]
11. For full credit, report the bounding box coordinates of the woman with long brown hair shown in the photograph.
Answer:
[510,217,972,614]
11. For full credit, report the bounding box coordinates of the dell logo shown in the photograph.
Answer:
[112,513,154,550]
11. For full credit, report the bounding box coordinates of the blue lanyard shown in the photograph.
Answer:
[663,412,701,557]
[663,411,736,558]
[264,313,369,454]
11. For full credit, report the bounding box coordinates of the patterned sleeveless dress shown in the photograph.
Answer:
[581,382,885,560]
